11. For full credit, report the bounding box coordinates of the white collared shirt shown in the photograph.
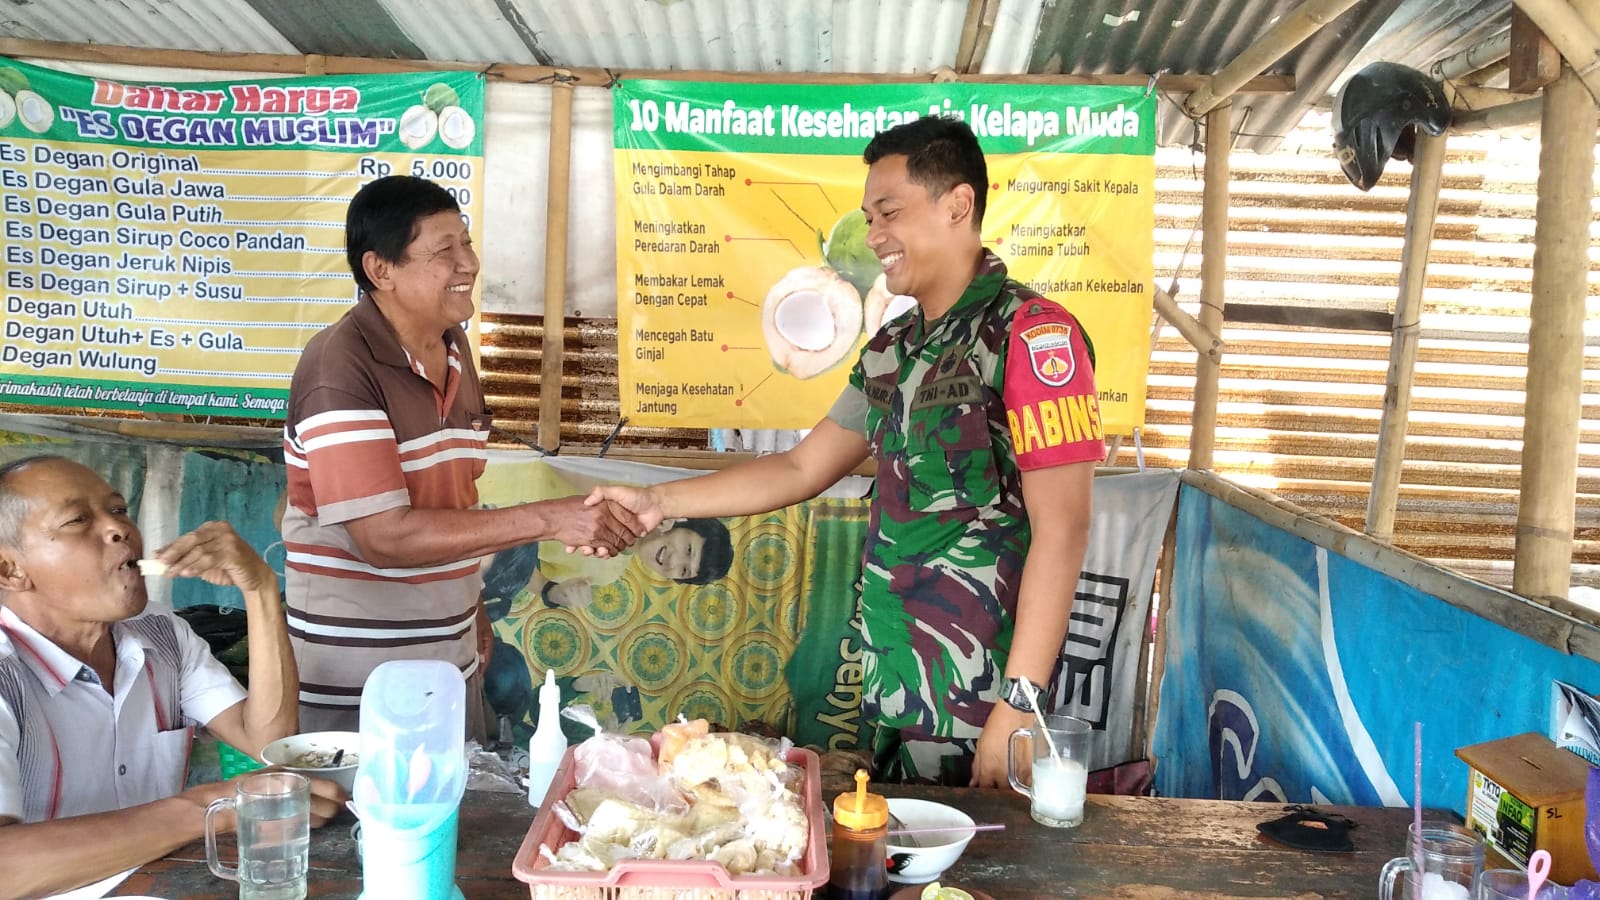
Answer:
[0,605,246,822]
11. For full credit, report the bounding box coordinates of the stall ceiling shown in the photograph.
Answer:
[1,0,1508,153]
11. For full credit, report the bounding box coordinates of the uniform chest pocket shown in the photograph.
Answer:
[905,378,999,512]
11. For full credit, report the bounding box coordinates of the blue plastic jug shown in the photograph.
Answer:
[353,660,467,900]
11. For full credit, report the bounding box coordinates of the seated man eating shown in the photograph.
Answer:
[0,455,343,899]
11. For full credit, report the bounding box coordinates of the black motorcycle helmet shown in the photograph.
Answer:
[1332,62,1452,191]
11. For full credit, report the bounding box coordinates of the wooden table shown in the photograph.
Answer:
[118,787,1420,898]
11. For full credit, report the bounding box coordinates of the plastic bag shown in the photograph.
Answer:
[1569,765,1600,900]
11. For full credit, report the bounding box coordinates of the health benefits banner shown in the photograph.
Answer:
[0,58,484,418]
[614,80,1155,432]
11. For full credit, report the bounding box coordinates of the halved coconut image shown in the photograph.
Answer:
[0,91,14,130]
[398,104,437,149]
[864,273,918,335]
[438,106,475,150]
[762,265,863,379]
[16,90,52,134]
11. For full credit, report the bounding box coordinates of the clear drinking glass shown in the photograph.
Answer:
[1007,714,1092,828]
[1378,823,1485,900]
[205,771,310,900]
[1474,869,1569,900]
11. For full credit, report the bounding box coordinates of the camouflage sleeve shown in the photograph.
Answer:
[825,383,869,436]
[1002,299,1106,470]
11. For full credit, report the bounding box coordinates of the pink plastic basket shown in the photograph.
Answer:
[512,745,829,900]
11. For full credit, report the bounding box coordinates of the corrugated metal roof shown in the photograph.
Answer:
[0,0,1512,151]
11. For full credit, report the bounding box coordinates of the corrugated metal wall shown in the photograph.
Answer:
[480,115,1600,590]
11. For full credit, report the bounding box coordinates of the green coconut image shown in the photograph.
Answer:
[422,82,460,114]
[820,208,883,299]
[0,67,28,98]
[0,91,14,131]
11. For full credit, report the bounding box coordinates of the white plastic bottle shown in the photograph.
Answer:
[526,668,567,808]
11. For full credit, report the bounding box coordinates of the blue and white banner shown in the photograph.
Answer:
[1152,483,1600,812]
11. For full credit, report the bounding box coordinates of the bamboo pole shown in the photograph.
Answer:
[1509,0,1600,104]
[1432,31,1513,81]
[1188,104,1231,471]
[1140,508,1180,760]
[1153,286,1222,360]
[1183,0,1364,117]
[0,38,1295,93]
[1452,96,1543,132]
[1365,130,1447,543]
[538,76,575,452]
[1514,65,1595,604]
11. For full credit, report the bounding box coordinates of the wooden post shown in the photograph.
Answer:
[1365,131,1447,542]
[1514,65,1595,603]
[1183,0,1363,117]
[1188,104,1231,471]
[538,76,575,452]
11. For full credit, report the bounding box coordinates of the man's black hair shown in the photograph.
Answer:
[863,115,989,227]
[345,175,461,294]
[673,517,734,585]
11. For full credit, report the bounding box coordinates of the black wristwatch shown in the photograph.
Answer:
[1000,676,1041,713]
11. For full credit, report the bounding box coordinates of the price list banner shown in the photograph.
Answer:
[614,80,1155,432]
[0,58,484,418]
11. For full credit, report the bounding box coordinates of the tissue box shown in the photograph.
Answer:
[1455,732,1597,885]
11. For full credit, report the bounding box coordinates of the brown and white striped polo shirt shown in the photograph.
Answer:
[281,294,489,719]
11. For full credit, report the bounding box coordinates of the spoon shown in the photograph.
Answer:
[1526,848,1551,900]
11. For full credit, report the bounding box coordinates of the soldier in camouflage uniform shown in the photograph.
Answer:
[589,116,1104,786]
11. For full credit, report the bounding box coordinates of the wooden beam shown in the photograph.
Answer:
[1153,287,1222,360]
[0,38,1297,93]
[1183,0,1363,117]
[1514,64,1595,604]
[538,76,574,452]
[1510,5,1564,92]
[1431,30,1513,81]
[1367,130,1448,543]
[1221,303,1394,332]
[1188,104,1230,471]
[1509,0,1600,104]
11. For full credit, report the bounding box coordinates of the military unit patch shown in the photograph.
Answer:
[1019,322,1076,387]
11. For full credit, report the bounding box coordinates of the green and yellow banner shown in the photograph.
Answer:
[0,58,484,418]
[614,80,1155,433]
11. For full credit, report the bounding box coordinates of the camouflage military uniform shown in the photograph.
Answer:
[827,251,1104,781]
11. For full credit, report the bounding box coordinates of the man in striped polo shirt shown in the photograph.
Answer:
[0,455,343,897]
[283,176,638,739]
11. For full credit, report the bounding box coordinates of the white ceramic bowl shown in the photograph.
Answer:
[885,797,976,884]
[260,730,361,793]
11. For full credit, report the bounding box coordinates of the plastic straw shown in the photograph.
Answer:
[1414,721,1424,895]
[888,823,1006,838]
[1017,680,1059,759]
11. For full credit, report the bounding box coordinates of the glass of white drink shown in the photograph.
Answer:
[1007,714,1092,828]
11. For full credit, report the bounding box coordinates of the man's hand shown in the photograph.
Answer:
[972,701,1033,788]
[154,522,275,595]
[178,772,348,829]
[537,496,641,556]
[582,485,664,539]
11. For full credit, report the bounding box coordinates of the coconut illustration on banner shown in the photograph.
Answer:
[759,208,915,379]
[398,81,467,150]
[0,67,24,131]
[761,266,861,379]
